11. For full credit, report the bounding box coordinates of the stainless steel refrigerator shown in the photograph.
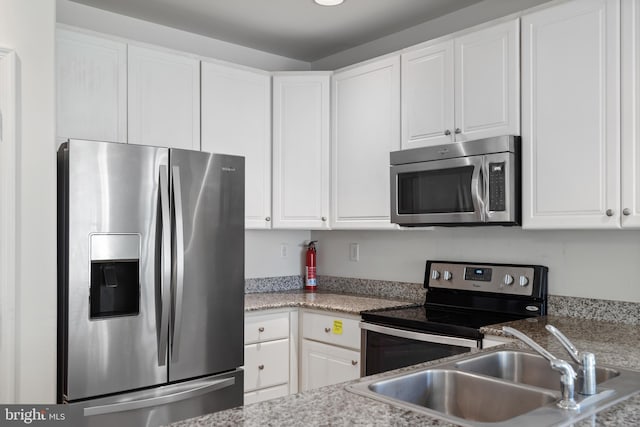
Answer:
[57,139,244,427]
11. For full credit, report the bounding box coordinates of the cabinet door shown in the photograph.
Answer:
[56,29,126,143]
[331,55,400,229]
[301,340,360,392]
[201,61,272,229]
[401,41,455,149]
[272,73,330,229]
[128,45,200,150]
[622,0,640,228]
[454,19,519,142]
[521,0,620,229]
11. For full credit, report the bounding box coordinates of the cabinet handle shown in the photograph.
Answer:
[324,327,331,333]
[351,360,358,366]
[321,216,327,222]
[265,217,271,222]
[623,208,631,216]
[258,327,264,332]
[444,129,451,136]
[258,365,264,370]
[454,128,462,134]
[606,209,614,217]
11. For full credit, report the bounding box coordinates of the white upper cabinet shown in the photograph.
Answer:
[454,19,520,142]
[272,73,331,230]
[401,20,519,149]
[201,61,272,229]
[128,45,200,150]
[401,41,454,149]
[522,0,620,229]
[332,55,400,229]
[622,0,640,228]
[56,29,127,143]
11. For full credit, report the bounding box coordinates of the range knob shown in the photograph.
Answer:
[503,274,514,286]
[431,270,440,280]
[443,271,452,281]
[519,276,530,287]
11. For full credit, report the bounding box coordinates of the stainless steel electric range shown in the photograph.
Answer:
[360,260,548,376]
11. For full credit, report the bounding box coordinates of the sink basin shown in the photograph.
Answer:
[368,369,557,423]
[346,348,640,426]
[455,350,620,390]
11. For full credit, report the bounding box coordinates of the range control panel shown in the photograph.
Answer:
[428,261,536,296]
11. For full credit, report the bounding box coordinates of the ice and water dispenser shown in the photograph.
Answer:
[89,234,140,318]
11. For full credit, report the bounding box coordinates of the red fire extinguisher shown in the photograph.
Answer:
[305,241,318,292]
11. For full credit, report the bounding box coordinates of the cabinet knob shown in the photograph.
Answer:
[265,217,271,222]
[351,360,358,366]
[606,209,614,217]
[258,364,264,370]
[623,208,631,216]
[324,327,331,333]
[454,128,462,134]
[444,129,451,136]
[321,217,327,222]
[258,327,264,332]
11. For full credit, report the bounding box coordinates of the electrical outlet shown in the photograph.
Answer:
[349,243,359,262]
[280,243,288,258]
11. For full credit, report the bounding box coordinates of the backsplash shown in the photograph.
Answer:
[246,276,640,325]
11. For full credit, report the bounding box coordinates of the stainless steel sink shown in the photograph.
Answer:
[346,348,640,427]
[454,350,620,390]
[368,369,557,423]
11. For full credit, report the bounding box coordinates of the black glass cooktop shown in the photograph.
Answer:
[361,305,528,340]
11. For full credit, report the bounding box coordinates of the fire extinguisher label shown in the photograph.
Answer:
[305,266,317,286]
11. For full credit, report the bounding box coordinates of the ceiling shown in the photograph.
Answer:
[69,0,485,62]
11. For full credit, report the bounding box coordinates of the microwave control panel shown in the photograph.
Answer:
[428,261,535,297]
[488,162,506,212]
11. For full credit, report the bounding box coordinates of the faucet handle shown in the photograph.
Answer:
[545,325,581,364]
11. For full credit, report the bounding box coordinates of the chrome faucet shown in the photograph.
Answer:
[502,326,579,410]
[546,324,597,395]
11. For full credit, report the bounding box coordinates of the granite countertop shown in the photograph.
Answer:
[170,314,640,427]
[244,290,419,315]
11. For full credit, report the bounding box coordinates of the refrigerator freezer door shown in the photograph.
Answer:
[62,140,169,400]
[168,149,245,381]
[67,369,243,427]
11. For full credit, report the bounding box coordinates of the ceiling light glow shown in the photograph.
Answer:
[314,0,345,6]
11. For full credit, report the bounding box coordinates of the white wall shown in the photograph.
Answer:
[311,0,552,70]
[246,230,310,278]
[0,0,57,403]
[56,0,310,71]
[313,229,640,303]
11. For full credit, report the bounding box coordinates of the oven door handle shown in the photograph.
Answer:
[360,322,479,349]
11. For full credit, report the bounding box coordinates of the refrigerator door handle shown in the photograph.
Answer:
[171,165,185,362]
[83,377,236,417]
[158,165,171,366]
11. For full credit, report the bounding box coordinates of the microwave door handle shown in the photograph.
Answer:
[472,162,485,222]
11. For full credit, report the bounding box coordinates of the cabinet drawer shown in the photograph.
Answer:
[245,311,289,344]
[244,383,289,405]
[244,339,289,392]
[302,311,360,350]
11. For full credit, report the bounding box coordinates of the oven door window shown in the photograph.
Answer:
[397,166,475,214]
[365,330,473,376]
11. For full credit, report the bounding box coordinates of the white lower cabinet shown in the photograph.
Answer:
[300,310,361,391]
[243,309,297,404]
[482,335,516,349]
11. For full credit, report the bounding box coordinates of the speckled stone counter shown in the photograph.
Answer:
[244,290,419,315]
[170,314,640,427]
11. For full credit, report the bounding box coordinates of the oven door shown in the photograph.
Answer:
[390,155,485,226]
[361,323,480,376]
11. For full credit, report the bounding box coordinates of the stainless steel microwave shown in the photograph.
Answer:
[390,136,520,227]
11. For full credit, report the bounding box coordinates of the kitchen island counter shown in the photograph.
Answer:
[170,315,640,427]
